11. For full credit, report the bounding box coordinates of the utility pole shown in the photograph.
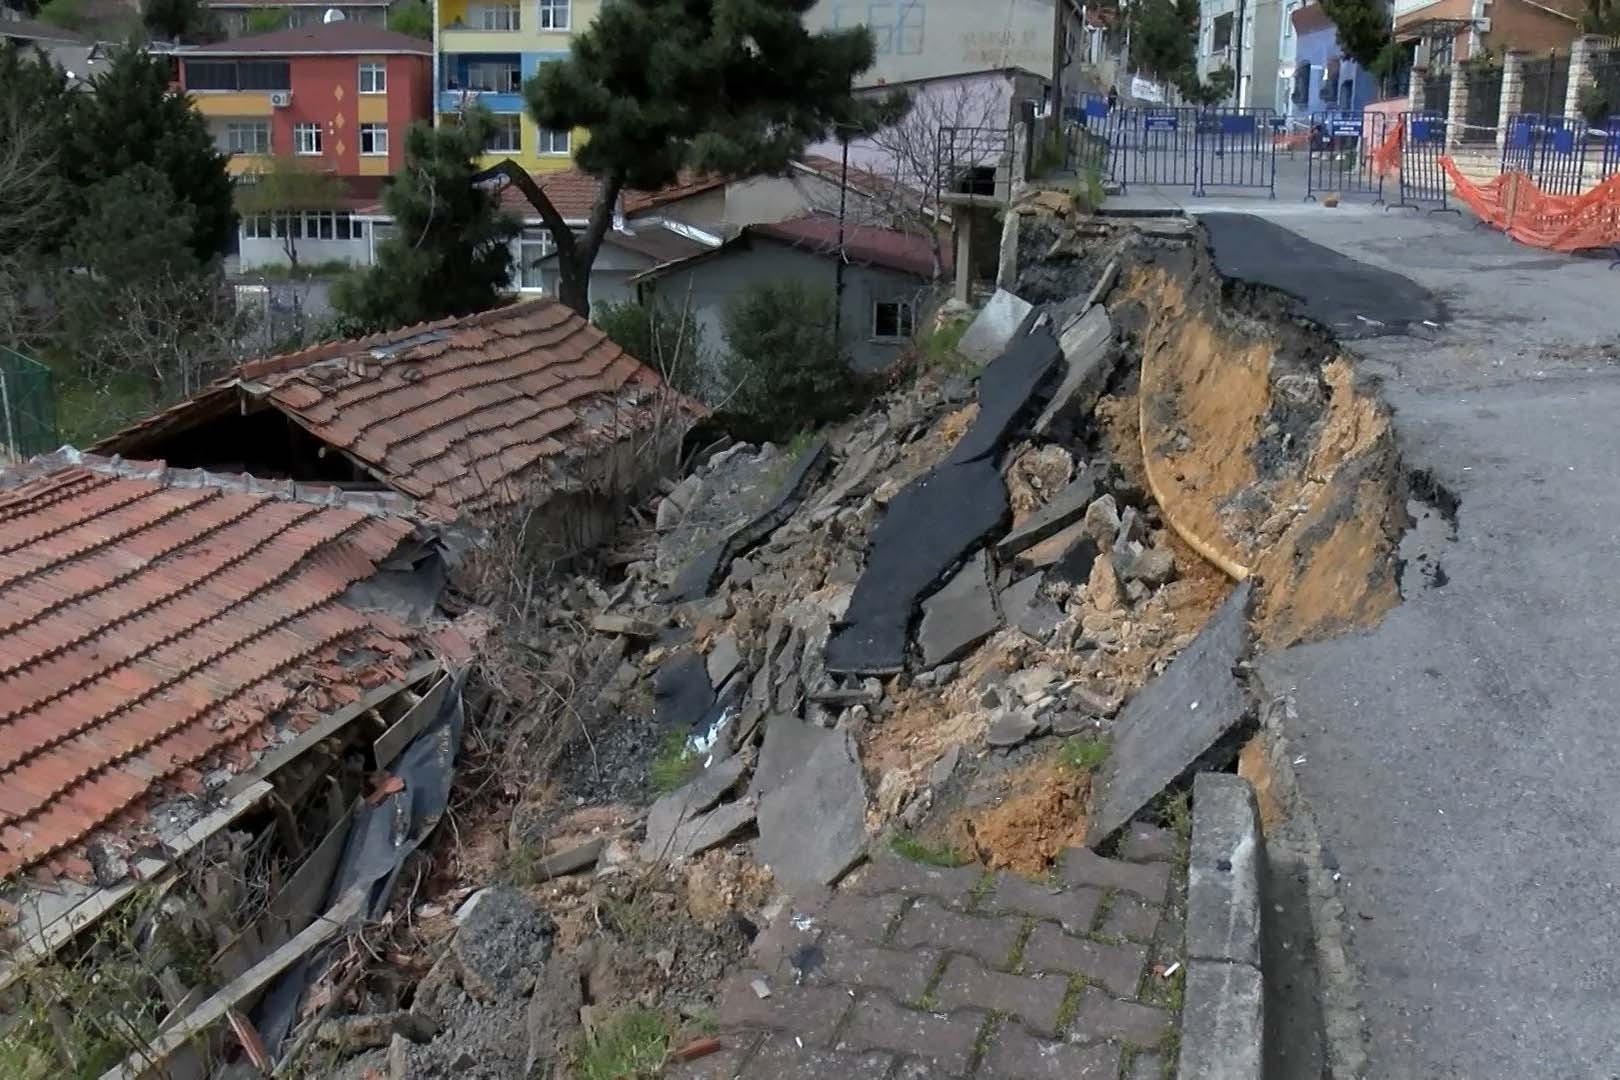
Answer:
[1233,0,1247,107]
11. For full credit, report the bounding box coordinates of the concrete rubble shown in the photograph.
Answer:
[308,215,1271,1079]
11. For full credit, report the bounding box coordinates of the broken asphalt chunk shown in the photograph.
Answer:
[943,322,1063,467]
[825,457,1007,675]
[654,650,715,732]
[1086,583,1255,848]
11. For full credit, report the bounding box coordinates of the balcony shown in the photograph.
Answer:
[438,88,524,113]
[439,25,527,53]
[440,54,524,114]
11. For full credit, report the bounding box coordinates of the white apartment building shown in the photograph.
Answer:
[1197,0,1284,110]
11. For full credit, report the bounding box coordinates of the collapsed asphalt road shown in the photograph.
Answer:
[1200,212,1445,339]
[1210,207,1620,1078]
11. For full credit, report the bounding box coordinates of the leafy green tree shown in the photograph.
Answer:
[717,281,856,435]
[388,0,432,39]
[37,0,88,31]
[144,0,217,41]
[235,156,347,268]
[595,297,713,399]
[1319,0,1389,67]
[333,109,519,331]
[245,5,289,32]
[510,0,907,318]
[65,45,234,260]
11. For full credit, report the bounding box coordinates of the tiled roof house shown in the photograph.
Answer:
[0,453,445,887]
[98,300,697,551]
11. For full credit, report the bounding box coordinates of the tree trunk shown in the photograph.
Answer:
[556,250,591,318]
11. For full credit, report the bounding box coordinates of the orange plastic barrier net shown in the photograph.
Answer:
[1441,156,1620,253]
[1274,129,1311,149]
[1370,116,1403,176]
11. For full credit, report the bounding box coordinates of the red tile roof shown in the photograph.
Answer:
[482,168,730,223]
[750,213,948,278]
[99,300,696,521]
[179,21,430,55]
[795,155,931,209]
[0,455,430,883]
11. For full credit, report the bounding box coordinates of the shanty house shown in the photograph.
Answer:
[632,213,947,373]
[97,299,697,555]
[0,451,466,979]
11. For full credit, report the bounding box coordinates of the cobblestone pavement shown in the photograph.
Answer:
[670,822,1187,1079]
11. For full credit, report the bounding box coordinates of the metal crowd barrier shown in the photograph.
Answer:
[1109,107,1277,197]
[1395,112,1458,212]
[1304,110,1387,203]
[1504,113,1619,195]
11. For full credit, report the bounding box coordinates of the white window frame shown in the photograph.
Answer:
[536,126,570,155]
[293,123,322,155]
[484,113,521,153]
[538,0,568,30]
[518,228,555,289]
[225,119,270,154]
[359,122,389,156]
[358,59,386,93]
[464,59,521,92]
[872,298,915,341]
[476,2,520,29]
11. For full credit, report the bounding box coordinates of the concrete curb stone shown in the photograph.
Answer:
[1179,772,1265,1080]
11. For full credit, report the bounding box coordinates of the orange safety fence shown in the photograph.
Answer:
[1370,116,1403,176]
[1440,156,1620,253]
[1273,128,1311,149]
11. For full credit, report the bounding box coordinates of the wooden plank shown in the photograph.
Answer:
[99,889,366,1080]
[223,659,442,799]
[0,781,275,994]
[372,671,452,766]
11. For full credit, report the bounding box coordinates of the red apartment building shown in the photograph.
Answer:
[177,21,431,265]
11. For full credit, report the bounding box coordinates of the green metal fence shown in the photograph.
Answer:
[0,346,59,461]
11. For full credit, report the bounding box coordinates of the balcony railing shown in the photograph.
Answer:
[438,88,524,113]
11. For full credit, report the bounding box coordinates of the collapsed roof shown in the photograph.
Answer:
[0,452,447,886]
[97,299,696,523]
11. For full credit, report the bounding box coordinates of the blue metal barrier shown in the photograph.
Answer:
[1110,107,1276,196]
[1603,116,1620,178]
[1305,111,1386,203]
[1395,111,1457,212]
[1502,113,1597,194]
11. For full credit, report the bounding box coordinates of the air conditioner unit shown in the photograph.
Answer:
[269,90,292,107]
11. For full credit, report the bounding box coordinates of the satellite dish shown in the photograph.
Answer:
[323,8,346,22]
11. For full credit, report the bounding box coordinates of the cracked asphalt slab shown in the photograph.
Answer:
[1195,204,1620,1078]
[1199,211,1446,339]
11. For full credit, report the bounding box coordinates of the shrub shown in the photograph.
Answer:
[594,298,713,402]
[716,281,858,436]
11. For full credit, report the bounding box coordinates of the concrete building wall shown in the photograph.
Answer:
[640,243,932,372]
[1198,0,1284,108]
[805,70,1033,195]
[808,0,1064,88]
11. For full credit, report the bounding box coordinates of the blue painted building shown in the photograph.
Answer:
[1287,3,1379,116]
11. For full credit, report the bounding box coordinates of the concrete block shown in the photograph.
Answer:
[917,551,1001,668]
[995,469,1098,558]
[1187,773,1262,967]
[1086,583,1254,847]
[1178,960,1263,1080]
[957,289,1034,367]
[1033,305,1117,436]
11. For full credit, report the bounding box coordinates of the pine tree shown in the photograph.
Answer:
[65,45,235,260]
[332,110,519,332]
[511,0,906,318]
